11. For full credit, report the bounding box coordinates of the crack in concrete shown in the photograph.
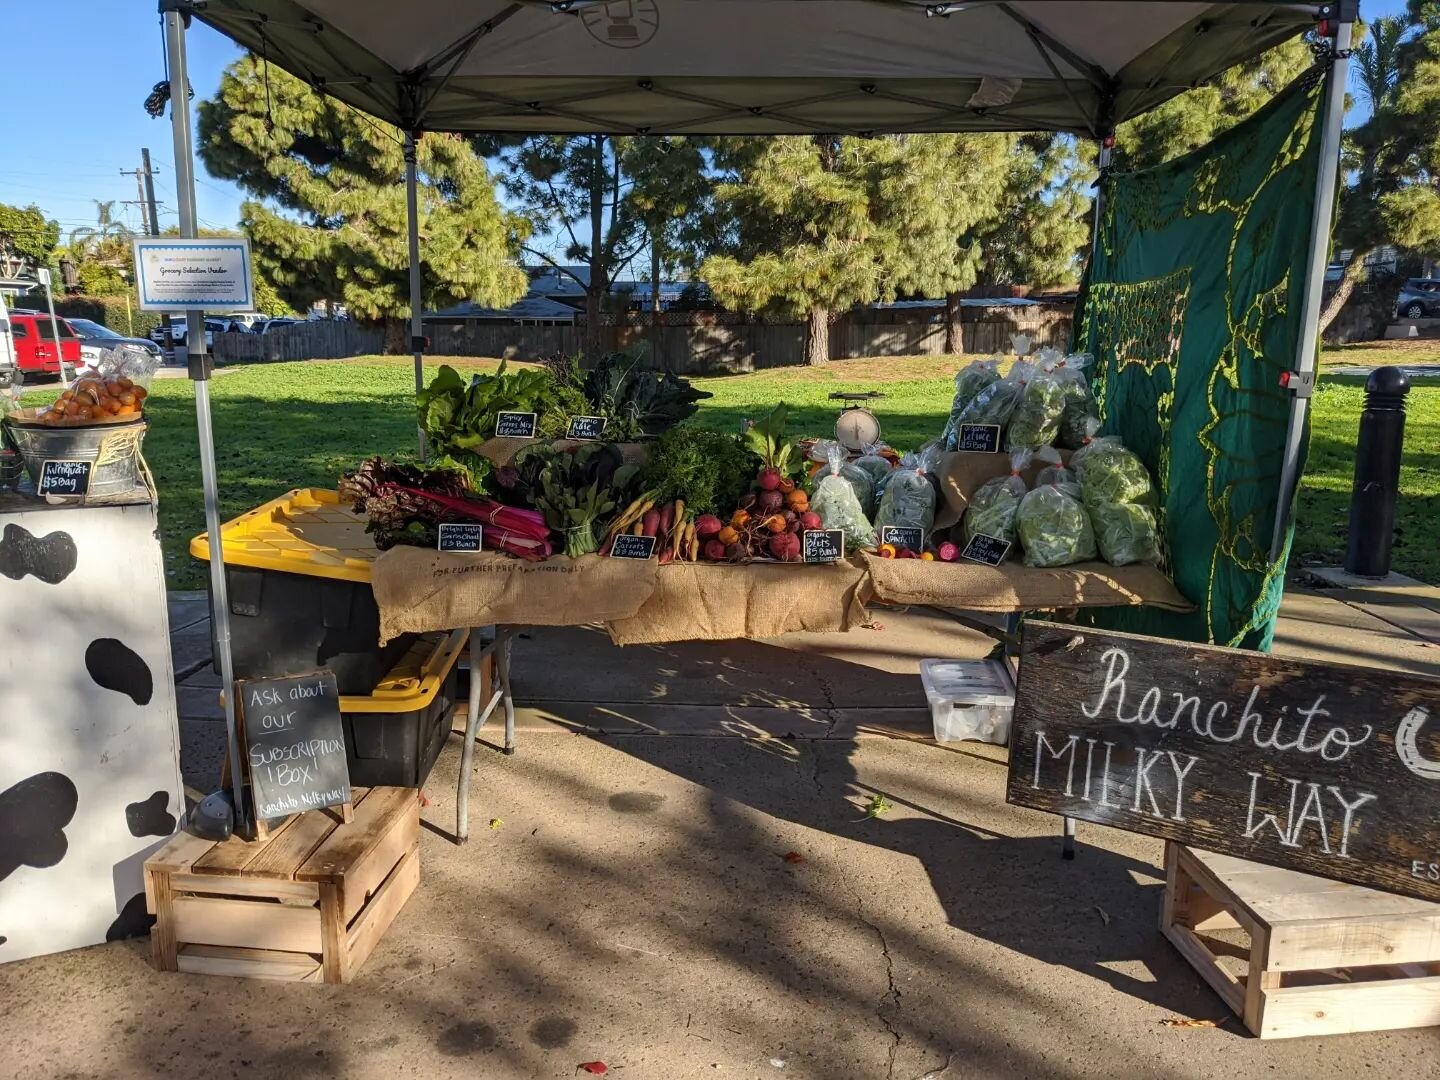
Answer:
[910,1052,955,1080]
[839,872,903,1079]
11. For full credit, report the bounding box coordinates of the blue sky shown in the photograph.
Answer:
[0,0,1413,243]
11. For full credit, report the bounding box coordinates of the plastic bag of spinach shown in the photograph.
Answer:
[942,358,1001,448]
[876,442,942,535]
[811,443,875,549]
[961,448,1034,551]
[812,443,878,517]
[1017,452,1097,567]
[1072,421,1160,565]
[1005,354,1067,450]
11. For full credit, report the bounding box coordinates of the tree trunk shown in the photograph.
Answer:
[648,241,662,365]
[382,317,407,355]
[945,291,962,354]
[585,288,603,363]
[1318,251,1370,336]
[805,307,830,365]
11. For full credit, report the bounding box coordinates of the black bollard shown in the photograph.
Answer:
[1343,366,1410,577]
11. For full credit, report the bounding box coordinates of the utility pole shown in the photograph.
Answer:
[122,149,169,342]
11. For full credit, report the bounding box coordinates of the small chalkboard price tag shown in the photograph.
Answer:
[881,525,925,553]
[437,523,483,552]
[566,415,608,440]
[239,669,351,822]
[610,534,658,560]
[956,424,1001,454]
[38,459,92,496]
[495,411,538,438]
[803,529,845,563]
[961,533,1011,566]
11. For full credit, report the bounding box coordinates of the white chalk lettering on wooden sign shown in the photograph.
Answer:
[566,415,608,441]
[1007,621,1440,902]
[880,525,925,554]
[610,534,658,560]
[239,669,350,821]
[960,533,1010,566]
[38,459,93,496]
[495,411,538,438]
[437,523,483,552]
[803,529,845,564]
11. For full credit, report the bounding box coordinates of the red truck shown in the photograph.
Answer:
[6,307,81,380]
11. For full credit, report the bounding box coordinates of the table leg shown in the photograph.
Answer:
[1062,815,1076,860]
[499,629,516,755]
[456,628,504,844]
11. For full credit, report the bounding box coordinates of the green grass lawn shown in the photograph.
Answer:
[22,351,1437,589]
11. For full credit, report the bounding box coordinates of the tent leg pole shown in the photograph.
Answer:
[166,7,248,833]
[405,131,426,460]
[1271,22,1353,561]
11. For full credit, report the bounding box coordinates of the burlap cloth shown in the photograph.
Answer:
[372,549,659,643]
[605,560,871,646]
[861,552,1192,612]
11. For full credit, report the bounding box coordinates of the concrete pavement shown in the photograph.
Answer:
[2,589,1437,1079]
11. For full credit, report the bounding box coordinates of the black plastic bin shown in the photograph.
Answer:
[339,630,466,788]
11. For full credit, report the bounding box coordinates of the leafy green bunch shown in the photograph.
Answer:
[583,351,712,441]
[640,425,756,515]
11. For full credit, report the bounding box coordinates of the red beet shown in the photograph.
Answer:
[799,511,823,531]
[756,489,784,515]
[739,492,758,510]
[703,539,728,561]
[694,514,724,539]
[757,467,783,492]
[768,532,802,562]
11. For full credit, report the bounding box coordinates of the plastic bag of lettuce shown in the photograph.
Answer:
[1016,458,1098,567]
[1005,349,1067,450]
[1073,422,1160,566]
[960,448,1037,552]
[941,358,1001,448]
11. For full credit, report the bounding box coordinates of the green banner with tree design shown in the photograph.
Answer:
[1076,72,1325,651]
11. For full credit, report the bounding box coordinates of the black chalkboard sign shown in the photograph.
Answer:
[38,459,92,496]
[960,533,1010,566]
[438,523,483,552]
[495,411,538,438]
[610,534,658,560]
[803,529,845,563]
[239,670,351,821]
[1009,621,1440,903]
[956,424,1001,454]
[880,525,925,554]
[566,415,608,440]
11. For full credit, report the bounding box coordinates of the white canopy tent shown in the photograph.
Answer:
[156,0,1354,830]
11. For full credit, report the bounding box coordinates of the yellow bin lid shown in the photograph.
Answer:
[342,629,467,714]
[190,488,378,584]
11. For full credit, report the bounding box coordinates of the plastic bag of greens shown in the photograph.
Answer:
[1017,452,1098,567]
[953,361,1033,433]
[942,358,1001,448]
[811,443,875,549]
[1089,501,1160,566]
[961,448,1034,550]
[813,453,877,517]
[852,442,895,492]
[1005,357,1067,450]
[1055,353,1098,450]
[875,443,941,535]
[1073,421,1160,565]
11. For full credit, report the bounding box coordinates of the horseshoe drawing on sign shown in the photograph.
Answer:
[1396,707,1440,780]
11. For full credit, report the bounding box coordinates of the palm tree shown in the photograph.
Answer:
[1354,16,1407,113]
[68,200,133,252]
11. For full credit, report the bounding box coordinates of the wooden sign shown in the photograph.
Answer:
[495,411,538,438]
[803,529,844,563]
[239,670,351,823]
[956,424,1001,454]
[566,415,608,440]
[610,534,658,560]
[437,523,483,552]
[1007,621,1440,902]
[38,459,92,496]
[880,525,924,554]
[960,533,1010,566]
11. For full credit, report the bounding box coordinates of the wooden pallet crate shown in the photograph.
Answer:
[145,786,419,983]
[1162,841,1440,1038]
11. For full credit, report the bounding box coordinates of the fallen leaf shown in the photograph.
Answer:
[578,1063,608,1075]
[489,818,503,830]
[1159,1017,1223,1029]
[863,794,892,819]
[1092,905,1111,926]
[782,851,804,864]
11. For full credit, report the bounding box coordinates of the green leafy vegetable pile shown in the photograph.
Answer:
[519,442,643,557]
[1005,368,1067,450]
[641,426,756,515]
[1017,480,1097,567]
[1074,437,1160,565]
[583,351,713,440]
[942,359,1001,448]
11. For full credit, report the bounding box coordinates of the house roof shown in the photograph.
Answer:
[428,295,578,321]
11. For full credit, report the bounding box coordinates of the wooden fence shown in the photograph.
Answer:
[212,305,1073,372]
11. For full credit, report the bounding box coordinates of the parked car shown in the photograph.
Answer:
[0,293,19,389]
[4,308,81,380]
[151,316,252,350]
[1397,278,1440,320]
[65,317,163,365]
[260,316,299,333]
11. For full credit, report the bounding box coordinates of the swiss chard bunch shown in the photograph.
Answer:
[583,351,712,440]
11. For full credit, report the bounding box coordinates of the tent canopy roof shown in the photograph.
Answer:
[182,0,1326,137]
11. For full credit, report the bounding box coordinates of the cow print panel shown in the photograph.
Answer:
[85,638,153,705]
[125,791,175,837]
[0,772,79,881]
[106,892,154,941]
[0,524,77,584]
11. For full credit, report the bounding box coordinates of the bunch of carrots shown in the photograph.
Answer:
[601,494,701,564]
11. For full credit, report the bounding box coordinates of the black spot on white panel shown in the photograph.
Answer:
[85,639,153,705]
[0,772,79,881]
[105,892,154,942]
[125,791,175,837]
[0,524,77,584]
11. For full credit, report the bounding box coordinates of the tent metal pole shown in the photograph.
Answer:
[405,132,426,459]
[165,7,248,832]
[1270,21,1352,560]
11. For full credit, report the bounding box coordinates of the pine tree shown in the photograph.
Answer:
[198,56,527,348]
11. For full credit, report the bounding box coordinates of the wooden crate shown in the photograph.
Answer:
[1162,842,1440,1038]
[145,787,419,983]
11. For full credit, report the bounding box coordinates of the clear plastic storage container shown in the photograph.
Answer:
[919,658,1017,745]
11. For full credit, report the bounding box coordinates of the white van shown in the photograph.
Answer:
[0,292,19,389]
